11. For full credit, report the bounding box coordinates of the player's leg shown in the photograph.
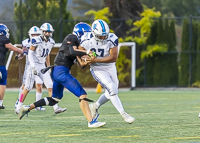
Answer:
[15,66,34,113]
[0,66,7,109]
[0,85,6,109]
[34,75,46,110]
[91,67,135,123]
[42,70,67,114]
[16,63,28,108]
[108,66,135,123]
[51,66,106,127]
[18,80,64,120]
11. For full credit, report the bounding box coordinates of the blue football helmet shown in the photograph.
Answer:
[0,23,9,38]
[73,22,91,39]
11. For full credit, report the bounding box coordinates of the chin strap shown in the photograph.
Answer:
[79,98,94,102]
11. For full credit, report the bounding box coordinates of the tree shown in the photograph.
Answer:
[178,19,190,86]
[194,24,200,86]
[140,0,200,17]
[13,0,74,43]
[71,0,104,19]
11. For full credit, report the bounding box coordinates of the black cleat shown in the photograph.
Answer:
[0,105,5,109]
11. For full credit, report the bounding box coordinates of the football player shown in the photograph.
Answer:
[15,26,46,113]
[0,23,24,109]
[15,23,67,114]
[80,19,135,124]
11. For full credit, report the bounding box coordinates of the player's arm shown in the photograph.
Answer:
[88,46,118,63]
[76,55,88,69]
[28,45,37,69]
[45,55,50,67]
[68,45,89,56]
[16,46,27,60]
[5,43,23,54]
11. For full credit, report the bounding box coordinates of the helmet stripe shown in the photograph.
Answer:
[98,20,106,34]
[47,23,50,31]
[34,27,37,32]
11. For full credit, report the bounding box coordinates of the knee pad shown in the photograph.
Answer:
[44,97,58,106]
[79,98,94,102]
[106,82,118,96]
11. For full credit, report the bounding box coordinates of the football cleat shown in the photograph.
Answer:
[54,107,67,114]
[199,113,200,118]
[89,103,98,119]
[35,107,46,111]
[15,108,20,114]
[15,99,19,109]
[18,105,30,120]
[88,117,106,128]
[121,112,135,124]
[0,105,5,109]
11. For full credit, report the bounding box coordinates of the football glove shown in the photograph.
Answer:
[32,67,39,75]
[89,52,97,57]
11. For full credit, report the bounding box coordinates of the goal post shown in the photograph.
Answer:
[118,42,136,90]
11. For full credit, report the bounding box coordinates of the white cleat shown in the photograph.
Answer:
[199,113,200,118]
[54,107,67,114]
[15,99,19,109]
[18,105,30,120]
[121,112,135,124]
[35,107,46,111]
[89,103,98,119]
[88,120,106,128]
[15,108,20,114]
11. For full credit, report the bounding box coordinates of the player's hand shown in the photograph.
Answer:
[32,67,39,75]
[0,71,2,80]
[23,51,28,55]
[81,55,90,64]
[86,56,97,64]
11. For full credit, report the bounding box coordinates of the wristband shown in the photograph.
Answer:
[86,50,90,54]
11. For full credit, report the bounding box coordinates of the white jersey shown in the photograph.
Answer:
[22,38,31,65]
[80,32,118,70]
[31,36,55,65]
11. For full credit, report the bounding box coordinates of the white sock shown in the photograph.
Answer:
[36,92,42,102]
[18,86,22,99]
[110,94,125,114]
[96,93,109,108]
[53,104,59,110]
[0,100,3,106]
[16,102,23,110]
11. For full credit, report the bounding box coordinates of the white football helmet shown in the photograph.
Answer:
[28,26,40,40]
[40,23,54,40]
[92,19,109,43]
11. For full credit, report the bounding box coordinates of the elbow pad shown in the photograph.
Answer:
[69,45,86,56]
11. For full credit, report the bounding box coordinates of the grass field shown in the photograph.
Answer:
[1,89,200,143]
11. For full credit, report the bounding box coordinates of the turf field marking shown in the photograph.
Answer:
[49,134,81,137]
[194,106,200,108]
[108,135,140,138]
[171,136,200,139]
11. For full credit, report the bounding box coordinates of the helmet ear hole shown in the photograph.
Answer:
[73,22,91,40]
